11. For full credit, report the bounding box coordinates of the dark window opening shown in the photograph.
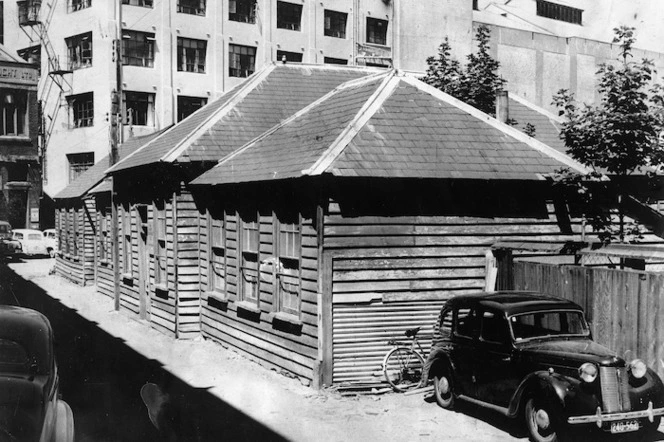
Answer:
[18,1,40,26]
[229,44,256,78]
[122,0,153,7]
[67,92,94,128]
[366,17,388,45]
[122,30,155,67]
[69,0,91,12]
[277,1,302,31]
[0,89,27,136]
[123,91,154,126]
[276,50,302,63]
[536,0,582,24]
[177,37,207,73]
[66,32,92,70]
[177,0,205,15]
[324,10,347,39]
[67,152,94,183]
[228,0,256,23]
[323,56,347,65]
[177,96,207,122]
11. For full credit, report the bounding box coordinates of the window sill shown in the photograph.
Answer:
[121,272,133,282]
[154,283,169,299]
[0,135,30,142]
[236,300,260,315]
[271,311,302,327]
[206,291,229,310]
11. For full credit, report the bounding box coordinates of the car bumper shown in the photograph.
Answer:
[568,401,664,427]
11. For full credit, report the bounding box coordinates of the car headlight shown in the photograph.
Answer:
[579,362,598,383]
[629,359,647,379]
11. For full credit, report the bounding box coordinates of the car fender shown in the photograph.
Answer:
[508,370,574,417]
[423,346,455,383]
[52,400,74,442]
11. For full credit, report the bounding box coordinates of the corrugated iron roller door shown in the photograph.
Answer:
[332,301,444,385]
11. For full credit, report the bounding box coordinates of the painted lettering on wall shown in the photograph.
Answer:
[0,66,38,84]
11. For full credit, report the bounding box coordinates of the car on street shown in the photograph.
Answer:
[0,221,20,259]
[42,228,58,258]
[424,291,664,441]
[0,305,74,441]
[12,229,48,257]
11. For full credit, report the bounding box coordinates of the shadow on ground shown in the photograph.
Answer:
[0,263,287,442]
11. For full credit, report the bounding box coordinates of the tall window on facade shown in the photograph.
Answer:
[18,1,40,26]
[276,213,302,316]
[66,152,94,183]
[154,201,167,288]
[72,206,79,256]
[122,31,155,67]
[122,205,132,275]
[229,44,256,78]
[366,17,388,45]
[208,213,226,294]
[276,50,302,63]
[277,1,302,31]
[123,91,155,126]
[67,92,94,128]
[68,0,91,12]
[228,0,256,23]
[536,0,582,24]
[59,211,68,255]
[122,0,153,7]
[323,57,347,65]
[66,32,92,70]
[177,37,207,73]
[240,211,259,303]
[177,0,205,15]
[0,89,27,136]
[98,209,109,262]
[324,10,347,39]
[177,96,207,122]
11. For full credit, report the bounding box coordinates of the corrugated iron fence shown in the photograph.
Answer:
[514,261,664,379]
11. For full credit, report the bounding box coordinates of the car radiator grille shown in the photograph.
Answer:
[600,366,631,412]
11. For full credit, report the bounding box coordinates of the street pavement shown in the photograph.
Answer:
[1,258,662,442]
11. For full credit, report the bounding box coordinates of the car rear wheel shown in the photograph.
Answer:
[525,397,565,442]
[433,369,454,409]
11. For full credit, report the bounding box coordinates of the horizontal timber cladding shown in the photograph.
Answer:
[197,183,321,382]
[323,179,584,385]
[54,200,96,286]
[332,300,443,384]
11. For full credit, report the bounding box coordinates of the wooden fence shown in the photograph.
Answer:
[514,261,664,379]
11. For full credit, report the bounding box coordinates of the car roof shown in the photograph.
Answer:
[0,306,52,372]
[13,229,43,234]
[0,220,10,226]
[444,291,583,316]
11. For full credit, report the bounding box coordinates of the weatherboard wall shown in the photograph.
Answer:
[54,199,96,286]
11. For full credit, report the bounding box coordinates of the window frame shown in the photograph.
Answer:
[177,37,207,73]
[66,152,94,183]
[228,0,256,23]
[239,209,260,304]
[324,10,347,39]
[66,32,93,70]
[122,30,155,68]
[536,0,582,25]
[0,89,28,136]
[154,201,167,288]
[366,17,388,46]
[123,91,155,126]
[122,204,132,276]
[274,212,302,316]
[68,0,92,13]
[67,92,94,128]
[276,1,303,31]
[177,0,206,16]
[122,0,153,7]
[176,95,207,122]
[276,50,302,63]
[228,44,256,78]
[207,211,227,295]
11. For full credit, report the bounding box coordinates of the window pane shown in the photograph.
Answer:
[229,44,256,77]
[229,0,256,23]
[366,17,388,45]
[276,1,302,31]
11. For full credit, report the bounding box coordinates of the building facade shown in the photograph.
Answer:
[0,44,40,229]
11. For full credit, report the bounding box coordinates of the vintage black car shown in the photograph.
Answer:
[424,292,664,441]
[0,306,74,441]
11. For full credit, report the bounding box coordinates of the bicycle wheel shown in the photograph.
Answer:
[383,347,425,392]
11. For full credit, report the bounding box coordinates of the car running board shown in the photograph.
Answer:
[457,394,510,417]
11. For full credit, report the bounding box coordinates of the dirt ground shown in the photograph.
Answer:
[5,258,662,441]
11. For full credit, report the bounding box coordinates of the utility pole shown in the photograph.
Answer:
[111,0,123,311]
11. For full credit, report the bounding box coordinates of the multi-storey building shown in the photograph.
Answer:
[0,43,40,229]
[1,0,663,198]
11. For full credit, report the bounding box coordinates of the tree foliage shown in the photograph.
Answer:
[553,26,664,242]
[422,25,505,116]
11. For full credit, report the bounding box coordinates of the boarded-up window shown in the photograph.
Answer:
[208,212,226,293]
[240,211,259,302]
[154,201,167,287]
[276,213,301,315]
[122,205,131,275]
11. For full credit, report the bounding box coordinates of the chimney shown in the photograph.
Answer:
[495,90,509,124]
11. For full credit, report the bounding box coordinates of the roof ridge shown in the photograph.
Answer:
[401,75,591,175]
[303,72,400,176]
[206,71,393,173]
[161,64,277,163]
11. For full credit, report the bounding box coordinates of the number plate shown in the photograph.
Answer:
[610,420,639,434]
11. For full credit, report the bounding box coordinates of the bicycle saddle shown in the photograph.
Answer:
[405,326,421,337]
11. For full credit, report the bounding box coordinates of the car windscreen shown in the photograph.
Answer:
[0,339,29,369]
[27,234,42,240]
[509,310,590,341]
[0,225,8,233]
[14,233,23,240]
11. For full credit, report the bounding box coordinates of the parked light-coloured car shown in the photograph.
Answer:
[43,228,58,258]
[12,229,48,257]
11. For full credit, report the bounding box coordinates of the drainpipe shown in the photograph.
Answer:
[112,0,123,311]
[495,90,509,123]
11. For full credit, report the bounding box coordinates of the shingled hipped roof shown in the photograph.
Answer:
[53,130,166,200]
[108,63,382,173]
[191,71,589,186]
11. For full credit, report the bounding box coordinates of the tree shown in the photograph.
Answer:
[422,25,505,116]
[553,26,664,243]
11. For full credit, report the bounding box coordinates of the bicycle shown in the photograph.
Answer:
[382,326,427,392]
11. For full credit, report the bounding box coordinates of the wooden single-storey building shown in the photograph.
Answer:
[104,63,381,338]
[188,71,595,386]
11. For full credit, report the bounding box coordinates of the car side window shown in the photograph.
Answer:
[437,308,453,339]
[480,310,511,345]
[456,308,480,339]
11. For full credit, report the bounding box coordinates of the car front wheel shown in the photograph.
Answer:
[525,397,566,442]
[433,371,455,409]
